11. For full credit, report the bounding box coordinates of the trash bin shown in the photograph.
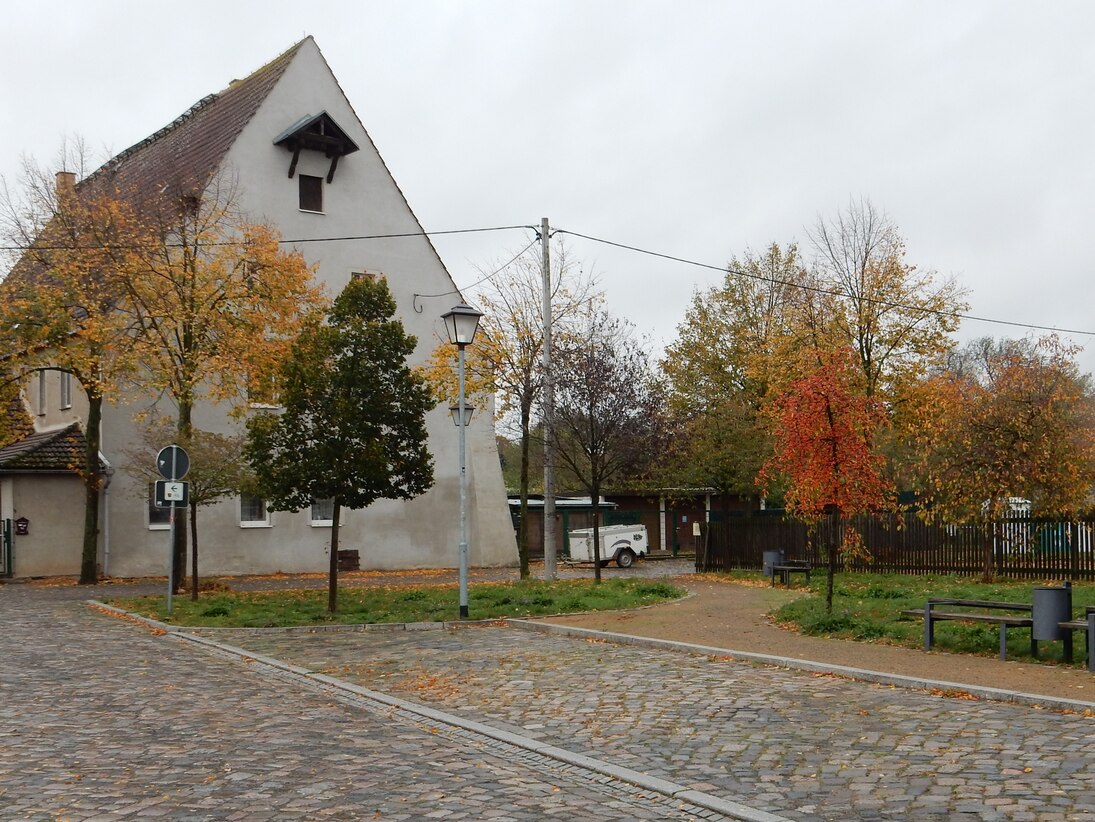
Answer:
[1032,583,1073,641]
[762,549,784,578]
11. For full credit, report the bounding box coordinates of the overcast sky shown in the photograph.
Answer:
[4,1,1094,371]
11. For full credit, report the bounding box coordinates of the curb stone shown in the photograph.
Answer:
[510,618,1095,714]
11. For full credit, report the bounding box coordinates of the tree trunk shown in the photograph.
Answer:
[517,400,532,579]
[172,401,193,595]
[825,514,838,614]
[591,486,602,584]
[328,500,341,613]
[981,520,995,583]
[79,392,103,585]
[190,501,199,601]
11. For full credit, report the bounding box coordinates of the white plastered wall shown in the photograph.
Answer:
[99,40,516,576]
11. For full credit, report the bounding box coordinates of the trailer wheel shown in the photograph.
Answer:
[616,549,636,568]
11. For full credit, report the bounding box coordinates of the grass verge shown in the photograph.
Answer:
[105,578,684,628]
[763,572,1095,664]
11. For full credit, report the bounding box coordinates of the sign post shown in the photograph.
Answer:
[156,445,190,615]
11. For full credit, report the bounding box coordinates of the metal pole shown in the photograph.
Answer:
[541,217,557,581]
[458,344,470,619]
[167,504,175,616]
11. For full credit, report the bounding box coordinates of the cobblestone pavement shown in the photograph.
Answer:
[224,624,1095,821]
[0,583,746,821]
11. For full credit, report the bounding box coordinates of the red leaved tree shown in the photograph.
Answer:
[758,347,893,611]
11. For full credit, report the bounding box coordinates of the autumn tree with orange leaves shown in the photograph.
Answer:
[120,175,326,589]
[758,347,893,611]
[903,336,1095,581]
[1,150,146,583]
[2,152,325,586]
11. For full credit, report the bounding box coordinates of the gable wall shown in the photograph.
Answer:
[97,40,516,577]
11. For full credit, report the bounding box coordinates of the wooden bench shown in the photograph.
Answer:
[901,599,1035,661]
[770,560,812,588]
[1056,607,1095,671]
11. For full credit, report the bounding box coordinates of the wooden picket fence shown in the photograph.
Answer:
[697,513,1095,580]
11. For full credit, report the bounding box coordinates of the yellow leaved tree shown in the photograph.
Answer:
[903,336,1095,581]
[1,149,146,583]
[421,240,598,577]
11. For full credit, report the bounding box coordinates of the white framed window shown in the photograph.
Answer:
[36,371,46,416]
[246,372,281,409]
[148,483,171,530]
[310,498,335,526]
[298,174,323,213]
[240,494,272,528]
[60,372,72,410]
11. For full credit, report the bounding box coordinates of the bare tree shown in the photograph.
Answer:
[552,308,666,582]
[809,198,968,399]
[423,239,598,577]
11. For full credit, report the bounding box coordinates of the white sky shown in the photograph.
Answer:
[4,1,1095,371]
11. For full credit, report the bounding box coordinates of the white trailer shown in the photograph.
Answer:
[567,524,648,568]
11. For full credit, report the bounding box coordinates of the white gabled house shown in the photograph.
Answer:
[0,37,517,578]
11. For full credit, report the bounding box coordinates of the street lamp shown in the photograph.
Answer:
[449,402,476,428]
[442,303,482,618]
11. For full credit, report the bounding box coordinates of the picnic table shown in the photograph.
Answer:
[770,560,812,588]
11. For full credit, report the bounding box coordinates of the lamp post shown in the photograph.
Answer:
[442,303,483,619]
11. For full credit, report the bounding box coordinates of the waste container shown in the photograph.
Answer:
[762,549,784,578]
[1032,583,1072,641]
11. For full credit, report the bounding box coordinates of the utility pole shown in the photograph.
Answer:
[541,217,557,581]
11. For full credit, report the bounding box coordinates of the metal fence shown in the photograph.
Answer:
[697,513,1095,580]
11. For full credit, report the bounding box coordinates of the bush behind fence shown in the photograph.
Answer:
[697,513,1095,580]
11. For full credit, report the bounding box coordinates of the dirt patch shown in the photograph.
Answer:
[542,577,1095,705]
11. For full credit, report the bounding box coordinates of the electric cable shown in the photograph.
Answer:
[412,235,540,313]
[554,228,1095,338]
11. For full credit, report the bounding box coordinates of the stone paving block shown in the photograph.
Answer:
[0,584,742,822]
[223,621,1095,820]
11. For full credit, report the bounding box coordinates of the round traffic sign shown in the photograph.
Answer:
[156,444,190,480]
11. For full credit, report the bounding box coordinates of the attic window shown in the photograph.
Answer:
[274,112,359,183]
[299,175,323,213]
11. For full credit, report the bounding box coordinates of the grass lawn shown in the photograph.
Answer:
[106,578,684,628]
[758,571,1095,664]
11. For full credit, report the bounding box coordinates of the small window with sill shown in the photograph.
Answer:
[299,174,323,213]
[36,371,46,416]
[60,372,72,410]
[310,498,335,526]
[240,494,272,527]
[247,371,281,409]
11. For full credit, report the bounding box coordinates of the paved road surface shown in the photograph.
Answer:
[0,581,740,821]
[227,624,1095,820]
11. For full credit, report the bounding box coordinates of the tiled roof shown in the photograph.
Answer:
[3,38,306,292]
[91,38,306,201]
[94,38,306,202]
[0,423,87,473]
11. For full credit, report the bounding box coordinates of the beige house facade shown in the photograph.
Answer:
[2,38,516,578]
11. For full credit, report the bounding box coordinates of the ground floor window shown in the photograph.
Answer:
[310,497,334,526]
[147,483,170,529]
[239,494,271,527]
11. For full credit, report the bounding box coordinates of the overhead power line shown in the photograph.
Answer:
[5,216,1093,338]
[412,235,540,312]
[554,228,1095,338]
[0,224,535,253]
